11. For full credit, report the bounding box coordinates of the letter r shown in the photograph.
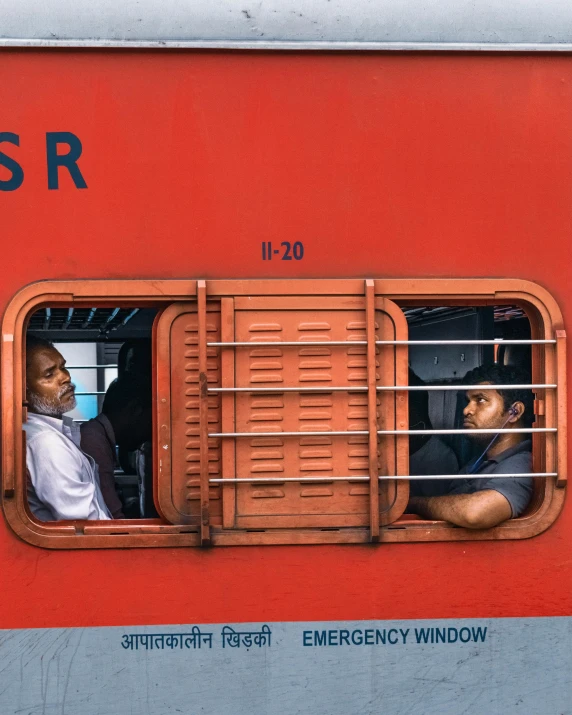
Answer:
[46,132,87,189]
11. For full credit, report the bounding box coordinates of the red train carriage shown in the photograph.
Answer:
[0,1,571,712]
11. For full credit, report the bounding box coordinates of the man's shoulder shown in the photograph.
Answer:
[80,416,106,437]
[24,418,76,452]
[81,414,114,439]
[492,442,532,474]
[23,416,58,442]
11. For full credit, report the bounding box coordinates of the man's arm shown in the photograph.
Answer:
[27,434,105,520]
[408,490,512,529]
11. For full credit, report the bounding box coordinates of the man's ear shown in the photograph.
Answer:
[508,401,525,423]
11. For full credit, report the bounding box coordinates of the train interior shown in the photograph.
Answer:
[405,305,532,469]
[26,307,158,518]
[25,303,532,522]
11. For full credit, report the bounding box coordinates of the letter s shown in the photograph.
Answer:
[0,133,24,191]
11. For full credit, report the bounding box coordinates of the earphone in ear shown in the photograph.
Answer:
[509,405,518,417]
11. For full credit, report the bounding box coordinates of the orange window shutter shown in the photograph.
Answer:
[156,300,224,526]
[156,289,409,533]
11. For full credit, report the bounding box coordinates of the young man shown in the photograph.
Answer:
[23,335,111,521]
[407,364,534,529]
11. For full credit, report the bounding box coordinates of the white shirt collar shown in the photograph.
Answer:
[27,412,81,447]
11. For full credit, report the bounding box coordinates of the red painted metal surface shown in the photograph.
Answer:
[0,51,571,629]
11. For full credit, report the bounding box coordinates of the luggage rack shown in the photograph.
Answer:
[188,279,563,545]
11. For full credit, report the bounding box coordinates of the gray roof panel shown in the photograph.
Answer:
[2,0,572,50]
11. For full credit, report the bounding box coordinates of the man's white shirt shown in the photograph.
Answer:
[24,413,112,521]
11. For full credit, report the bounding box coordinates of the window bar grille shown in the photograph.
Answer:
[365,280,380,542]
[556,330,567,487]
[204,312,564,512]
[220,297,236,529]
[540,330,557,491]
[197,280,211,545]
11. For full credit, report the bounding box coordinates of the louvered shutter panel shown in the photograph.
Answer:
[156,292,409,532]
[156,301,223,525]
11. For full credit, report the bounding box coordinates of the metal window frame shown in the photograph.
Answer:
[0,277,566,549]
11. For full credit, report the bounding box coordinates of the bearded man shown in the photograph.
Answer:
[23,335,111,521]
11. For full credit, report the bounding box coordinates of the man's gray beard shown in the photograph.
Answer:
[27,389,77,418]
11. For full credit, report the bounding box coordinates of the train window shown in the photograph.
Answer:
[1,279,565,548]
[22,307,156,522]
[395,304,562,538]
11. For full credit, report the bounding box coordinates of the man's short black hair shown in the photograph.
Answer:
[102,374,152,415]
[25,334,55,367]
[463,363,535,426]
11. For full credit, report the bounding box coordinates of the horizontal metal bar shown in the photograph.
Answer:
[210,428,555,437]
[209,386,367,393]
[210,431,368,437]
[208,384,556,394]
[74,391,106,396]
[377,428,556,435]
[210,476,369,483]
[397,473,556,480]
[377,384,556,391]
[375,339,557,345]
[208,339,556,347]
[67,365,118,369]
[208,341,366,346]
[209,473,556,484]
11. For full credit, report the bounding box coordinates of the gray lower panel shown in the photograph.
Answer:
[0,617,570,715]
